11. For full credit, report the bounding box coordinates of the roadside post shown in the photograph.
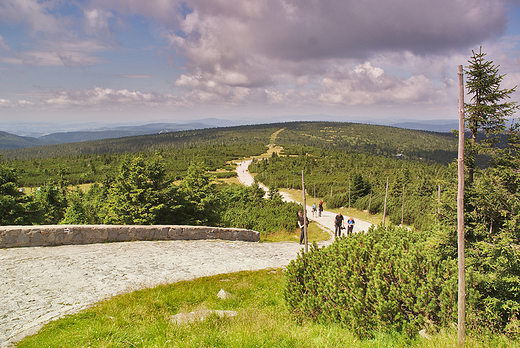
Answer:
[457,64,466,348]
[302,170,308,253]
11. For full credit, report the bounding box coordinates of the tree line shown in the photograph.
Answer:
[0,154,301,236]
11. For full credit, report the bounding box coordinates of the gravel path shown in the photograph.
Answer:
[1,239,331,347]
[236,159,373,234]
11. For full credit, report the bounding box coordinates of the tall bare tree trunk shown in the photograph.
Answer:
[457,64,466,348]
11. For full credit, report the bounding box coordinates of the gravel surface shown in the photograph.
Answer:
[1,239,330,347]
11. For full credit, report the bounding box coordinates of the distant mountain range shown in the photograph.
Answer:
[0,121,226,150]
[38,122,217,143]
[0,131,60,149]
[0,119,459,150]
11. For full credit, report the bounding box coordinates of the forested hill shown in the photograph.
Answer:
[275,122,457,164]
[0,122,457,164]
[0,131,60,149]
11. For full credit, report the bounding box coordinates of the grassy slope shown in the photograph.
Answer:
[16,270,517,348]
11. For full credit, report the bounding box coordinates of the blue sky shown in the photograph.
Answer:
[0,0,519,133]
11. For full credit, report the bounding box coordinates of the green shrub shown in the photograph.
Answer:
[325,193,348,209]
[217,183,301,234]
[284,225,457,338]
[220,199,300,234]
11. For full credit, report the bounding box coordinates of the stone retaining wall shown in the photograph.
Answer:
[0,225,260,248]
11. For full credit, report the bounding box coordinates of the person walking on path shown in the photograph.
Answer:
[318,200,323,217]
[334,212,345,239]
[347,217,355,235]
[297,210,309,245]
[312,203,317,217]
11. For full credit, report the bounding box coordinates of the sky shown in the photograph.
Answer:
[0,0,520,133]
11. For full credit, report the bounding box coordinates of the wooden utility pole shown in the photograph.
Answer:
[302,170,308,253]
[383,177,389,224]
[368,188,372,217]
[438,184,441,215]
[457,64,466,347]
[401,183,405,226]
[348,180,351,209]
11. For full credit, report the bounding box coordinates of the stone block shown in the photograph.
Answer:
[0,225,260,248]
[167,227,181,238]
[108,228,119,242]
[117,233,130,241]
[30,230,45,246]
[16,233,30,247]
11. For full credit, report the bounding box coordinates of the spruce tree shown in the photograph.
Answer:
[464,47,518,183]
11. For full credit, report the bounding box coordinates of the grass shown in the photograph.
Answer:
[21,183,94,195]
[16,269,519,348]
[261,221,331,243]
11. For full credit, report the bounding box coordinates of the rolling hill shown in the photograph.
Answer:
[0,121,458,164]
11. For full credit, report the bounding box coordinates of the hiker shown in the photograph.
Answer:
[318,200,323,217]
[347,217,355,235]
[297,210,309,245]
[334,212,345,239]
[312,203,317,217]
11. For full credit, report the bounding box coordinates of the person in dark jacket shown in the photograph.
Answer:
[297,210,309,245]
[334,212,345,239]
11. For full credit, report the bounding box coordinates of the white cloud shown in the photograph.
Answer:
[0,1,115,67]
[2,47,105,67]
[0,0,65,36]
[43,87,184,108]
[0,99,13,107]
[0,35,10,52]
[17,100,34,106]
[84,8,114,39]
[0,98,34,109]
[159,0,512,109]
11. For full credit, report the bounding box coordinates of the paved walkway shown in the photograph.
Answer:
[1,239,330,347]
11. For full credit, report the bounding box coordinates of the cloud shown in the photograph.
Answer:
[43,87,184,108]
[38,62,446,110]
[318,63,449,106]
[2,0,517,119]
[0,1,113,67]
[0,0,65,36]
[0,98,33,108]
[0,35,10,52]
[120,74,155,79]
[0,45,106,67]
[156,0,511,104]
[181,0,506,60]
[0,99,13,107]
[84,8,114,40]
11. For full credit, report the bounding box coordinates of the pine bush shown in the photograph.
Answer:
[284,225,457,337]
